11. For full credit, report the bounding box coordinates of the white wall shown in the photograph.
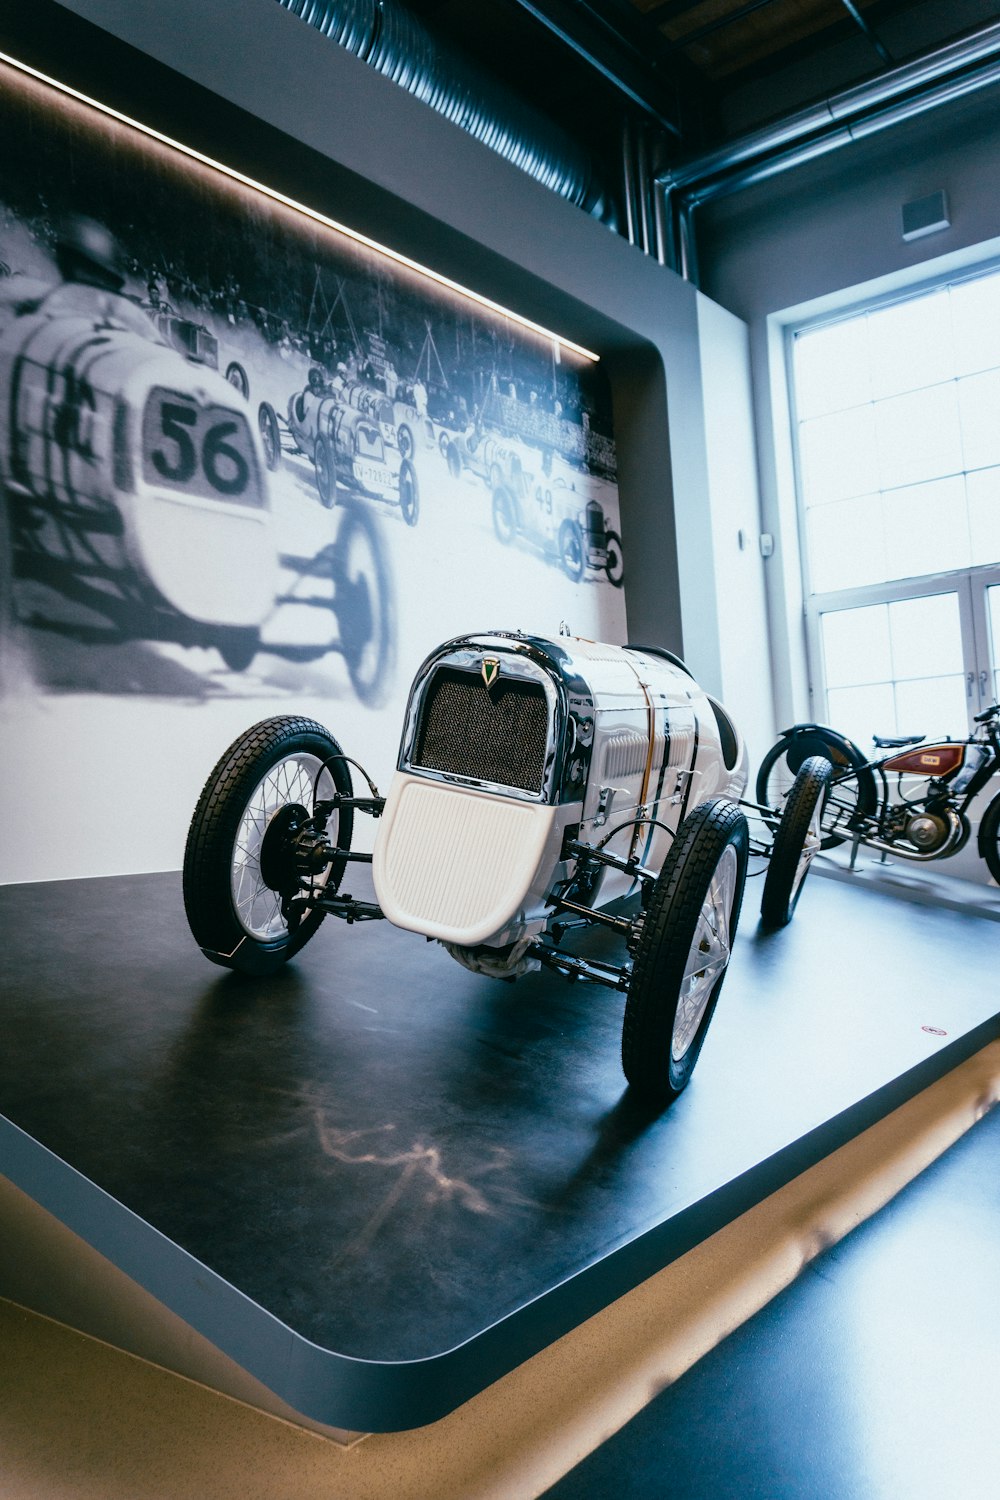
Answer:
[0,0,768,883]
[694,293,773,769]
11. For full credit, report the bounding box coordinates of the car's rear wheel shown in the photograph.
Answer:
[604,528,624,587]
[558,518,585,582]
[183,716,354,974]
[492,486,517,545]
[622,800,748,1107]
[760,755,831,929]
[258,402,281,471]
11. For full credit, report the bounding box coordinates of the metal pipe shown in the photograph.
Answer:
[276,0,614,220]
[659,19,1000,281]
[621,116,640,246]
[635,122,654,257]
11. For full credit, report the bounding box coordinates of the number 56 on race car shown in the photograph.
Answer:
[0,281,279,665]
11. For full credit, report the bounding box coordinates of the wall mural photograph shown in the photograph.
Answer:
[0,59,625,881]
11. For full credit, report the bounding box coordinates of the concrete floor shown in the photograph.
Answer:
[2,1041,999,1500]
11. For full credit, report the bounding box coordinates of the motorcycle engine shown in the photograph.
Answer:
[892,807,958,852]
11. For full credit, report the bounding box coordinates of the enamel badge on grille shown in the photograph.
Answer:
[481,656,500,691]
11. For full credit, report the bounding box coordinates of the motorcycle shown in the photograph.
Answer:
[755,703,1000,899]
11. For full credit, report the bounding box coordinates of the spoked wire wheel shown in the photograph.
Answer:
[760,755,831,929]
[183,716,353,974]
[622,799,749,1107]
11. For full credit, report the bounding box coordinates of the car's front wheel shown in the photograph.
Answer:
[314,436,337,508]
[622,800,748,1107]
[183,716,354,974]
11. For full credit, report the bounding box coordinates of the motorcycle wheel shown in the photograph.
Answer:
[756,727,876,848]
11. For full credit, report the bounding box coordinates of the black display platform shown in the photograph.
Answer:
[0,870,996,1431]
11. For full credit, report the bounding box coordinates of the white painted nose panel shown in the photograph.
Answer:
[373,773,557,945]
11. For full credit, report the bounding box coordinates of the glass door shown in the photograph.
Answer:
[971,566,1000,710]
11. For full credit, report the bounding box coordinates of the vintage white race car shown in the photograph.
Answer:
[184,630,751,1106]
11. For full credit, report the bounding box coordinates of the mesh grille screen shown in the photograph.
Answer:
[414,667,549,793]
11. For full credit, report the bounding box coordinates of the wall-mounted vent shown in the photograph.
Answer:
[901,190,950,242]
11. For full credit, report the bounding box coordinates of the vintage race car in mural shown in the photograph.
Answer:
[184,631,751,1107]
[148,302,251,401]
[447,428,623,585]
[494,456,622,587]
[257,371,419,526]
[0,278,395,702]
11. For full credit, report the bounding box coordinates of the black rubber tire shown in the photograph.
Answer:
[979,789,1000,886]
[258,402,281,471]
[760,755,832,929]
[756,727,876,848]
[397,423,414,461]
[314,436,337,509]
[492,486,517,545]
[225,361,250,400]
[445,441,461,479]
[622,799,749,1108]
[604,528,624,587]
[558,518,585,583]
[331,499,396,707]
[398,457,419,527]
[184,716,354,975]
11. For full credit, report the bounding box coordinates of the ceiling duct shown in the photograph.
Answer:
[276,0,617,226]
[659,20,1000,283]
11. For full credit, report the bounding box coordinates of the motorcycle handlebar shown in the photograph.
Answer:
[973,703,1000,723]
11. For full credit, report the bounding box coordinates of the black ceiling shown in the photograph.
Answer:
[404,0,1000,166]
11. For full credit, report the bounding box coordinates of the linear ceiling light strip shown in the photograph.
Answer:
[0,48,600,364]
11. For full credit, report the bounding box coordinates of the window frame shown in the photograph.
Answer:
[785,259,1000,731]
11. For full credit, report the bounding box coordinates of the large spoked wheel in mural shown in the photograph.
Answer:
[558,518,585,582]
[183,716,354,975]
[398,458,419,527]
[330,500,396,706]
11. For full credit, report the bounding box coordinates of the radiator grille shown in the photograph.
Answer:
[413,667,549,793]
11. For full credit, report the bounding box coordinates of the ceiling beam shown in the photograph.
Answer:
[504,0,694,136]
